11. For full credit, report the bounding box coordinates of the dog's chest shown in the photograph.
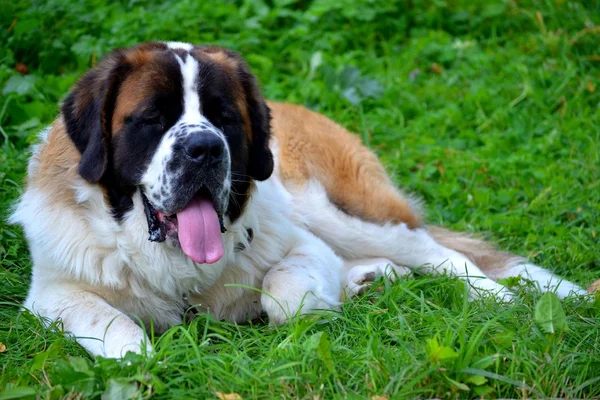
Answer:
[91,177,299,327]
[186,178,302,321]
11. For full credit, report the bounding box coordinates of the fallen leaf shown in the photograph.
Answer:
[534,292,568,334]
[372,396,388,400]
[0,342,6,352]
[15,63,28,75]
[587,79,596,93]
[435,160,445,176]
[430,63,443,75]
[216,392,242,400]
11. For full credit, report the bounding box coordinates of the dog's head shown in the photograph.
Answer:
[61,42,273,264]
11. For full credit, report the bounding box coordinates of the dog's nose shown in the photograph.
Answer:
[183,132,224,165]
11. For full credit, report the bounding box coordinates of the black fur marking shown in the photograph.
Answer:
[234,242,246,252]
[219,214,227,233]
[141,191,166,242]
[61,52,132,184]
[234,228,254,252]
[238,69,273,182]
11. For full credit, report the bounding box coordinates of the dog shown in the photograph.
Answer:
[10,41,586,358]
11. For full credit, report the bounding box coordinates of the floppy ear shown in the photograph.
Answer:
[238,66,274,181]
[61,53,131,183]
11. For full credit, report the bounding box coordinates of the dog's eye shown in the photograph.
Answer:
[218,110,237,125]
[139,115,164,130]
[204,101,237,126]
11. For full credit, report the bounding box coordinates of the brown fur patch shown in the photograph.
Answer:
[201,47,239,70]
[427,226,523,278]
[30,119,83,210]
[269,102,422,229]
[111,50,170,133]
[31,118,120,216]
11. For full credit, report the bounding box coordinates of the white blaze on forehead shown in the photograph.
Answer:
[165,41,193,51]
[173,53,206,124]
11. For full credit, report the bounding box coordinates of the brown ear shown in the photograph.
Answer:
[61,51,131,183]
[238,65,274,181]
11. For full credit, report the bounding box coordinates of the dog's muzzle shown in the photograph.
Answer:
[141,124,231,264]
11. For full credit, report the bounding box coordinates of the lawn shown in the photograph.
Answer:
[1,0,599,398]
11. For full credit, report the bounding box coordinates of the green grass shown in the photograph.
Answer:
[1,0,600,398]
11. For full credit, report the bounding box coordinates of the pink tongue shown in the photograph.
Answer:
[176,196,224,264]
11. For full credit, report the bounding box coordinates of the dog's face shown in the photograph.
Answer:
[61,42,273,263]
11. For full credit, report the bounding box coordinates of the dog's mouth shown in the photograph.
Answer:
[141,189,227,264]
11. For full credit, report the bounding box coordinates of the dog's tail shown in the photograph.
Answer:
[427,226,587,298]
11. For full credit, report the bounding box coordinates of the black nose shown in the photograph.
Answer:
[183,132,224,165]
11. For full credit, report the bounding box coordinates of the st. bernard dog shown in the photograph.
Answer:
[11,41,586,358]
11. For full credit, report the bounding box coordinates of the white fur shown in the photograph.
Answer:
[175,53,202,124]
[165,41,193,51]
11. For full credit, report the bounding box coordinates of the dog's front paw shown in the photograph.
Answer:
[261,267,341,324]
[98,325,153,358]
[262,291,338,324]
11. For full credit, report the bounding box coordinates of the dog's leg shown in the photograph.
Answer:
[24,281,151,358]
[260,229,344,324]
[427,226,587,297]
[289,181,514,300]
[294,181,585,299]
